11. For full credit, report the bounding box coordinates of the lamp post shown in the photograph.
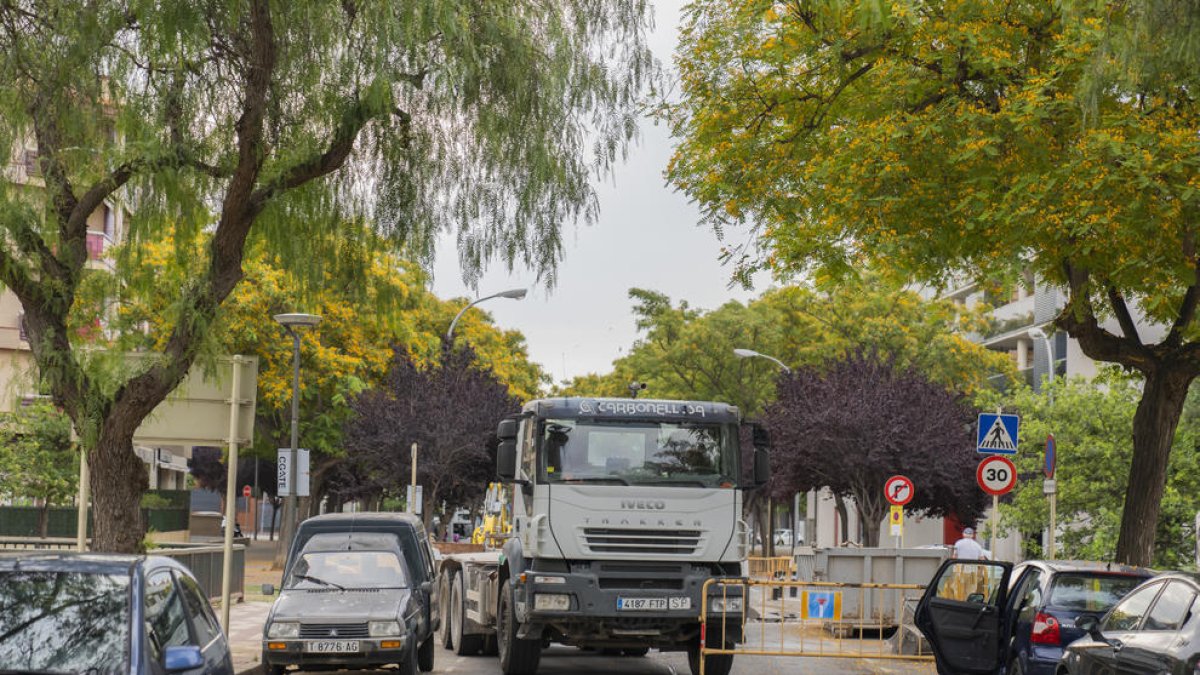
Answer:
[732,348,792,373]
[1029,326,1057,559]
[446,288,527,342]
[733,347,792,555]
[274,313,321,566]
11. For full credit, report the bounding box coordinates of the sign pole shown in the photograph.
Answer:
[221,355,243,633]
[991,494,999,558]
[75,448,89,551]
[1049,490,1057,559]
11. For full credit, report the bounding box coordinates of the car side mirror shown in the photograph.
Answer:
[496,440,518,481]
[966,593,985,604]
[163,645,204,671]
[1076,614,1103,640]
[421,581,432,595]
[261,583,275,596]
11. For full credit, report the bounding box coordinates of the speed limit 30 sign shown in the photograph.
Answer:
[977,455,1017,496]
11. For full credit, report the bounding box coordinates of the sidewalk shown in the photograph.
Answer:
[225,537,285,674]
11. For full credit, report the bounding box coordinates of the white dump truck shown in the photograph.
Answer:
[436,397,770,675]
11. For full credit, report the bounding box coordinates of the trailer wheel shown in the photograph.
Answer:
[452,570,484,656]
[498,579,541,675]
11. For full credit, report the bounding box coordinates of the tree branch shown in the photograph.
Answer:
[1106,286,1142,346]
[1058,260,1154,371]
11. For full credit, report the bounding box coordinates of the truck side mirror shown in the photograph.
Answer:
[496,440,518,481]
[753,446,770,486]
[497,418,519,440]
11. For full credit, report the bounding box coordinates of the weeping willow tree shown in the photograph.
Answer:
[0,0,651,552]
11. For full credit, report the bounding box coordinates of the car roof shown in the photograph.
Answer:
[0,551,143,575]
[1026,559,1155,577]
[301,512,424,527]
[1145,571,1200,585]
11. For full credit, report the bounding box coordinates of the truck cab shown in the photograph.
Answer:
[481,396,769,675]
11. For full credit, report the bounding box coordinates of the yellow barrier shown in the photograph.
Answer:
[697,577,936,674]
[746,556,794,579]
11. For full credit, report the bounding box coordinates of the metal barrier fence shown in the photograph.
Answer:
[747,556,794,579]
[0,537,244,600]
[698,577,936,674]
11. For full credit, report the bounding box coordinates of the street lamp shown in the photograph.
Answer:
[446,288,527,341]
[274,312,321,561]
[1029,325,1058,560]
[733,348,792,373]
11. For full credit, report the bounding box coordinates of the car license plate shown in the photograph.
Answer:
[305,640,360,653]
[617,596,691,611]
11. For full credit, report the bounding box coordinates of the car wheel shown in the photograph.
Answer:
[417,634,436,672]
[261,650,285,675]
[398,637,418,675]
[452,570,484,655]
[439,574,454,650]
[498,579,541,675]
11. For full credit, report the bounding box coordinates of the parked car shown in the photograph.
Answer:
[0,552,234,674]
[913,559,1151,675]
[263,513,439,674]
[1003,561,1151,674]
[1059,571,1200,674]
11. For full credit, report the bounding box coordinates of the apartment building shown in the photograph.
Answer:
[2,145,191,489]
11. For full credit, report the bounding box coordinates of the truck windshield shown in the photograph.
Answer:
[539,419,738,487]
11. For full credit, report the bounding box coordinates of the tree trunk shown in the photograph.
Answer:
[834,495,851,545]
[858,501,885,548]
[1115,367,1193,566]
[38,503,49,539]
[87,423,148,552]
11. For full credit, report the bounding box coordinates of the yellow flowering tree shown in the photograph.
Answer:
[668,0,1200,566]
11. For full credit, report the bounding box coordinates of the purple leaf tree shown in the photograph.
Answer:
[763,350,986,547]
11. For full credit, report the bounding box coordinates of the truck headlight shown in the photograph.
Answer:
[710,597,743,612]
[267,621,299,639]
[369,620,403,637]
[534,593,571,611]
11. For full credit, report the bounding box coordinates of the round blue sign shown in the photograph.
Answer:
[1044,434,1056,479]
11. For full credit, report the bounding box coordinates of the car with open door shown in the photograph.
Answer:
[1058,571,1200,675]
[915,558,1015,674]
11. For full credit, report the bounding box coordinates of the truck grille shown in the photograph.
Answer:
[300,622,370,638]
[582,528,702,555]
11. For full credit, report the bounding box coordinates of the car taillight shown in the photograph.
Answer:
[1031,612,1061,645]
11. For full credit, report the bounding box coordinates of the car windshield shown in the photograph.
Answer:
[1048,573,1145,612]
[285,550,409,590]
[539,419,739,487]
[0,570,130,673]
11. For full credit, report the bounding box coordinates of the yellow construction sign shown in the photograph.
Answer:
[889,505,904,537]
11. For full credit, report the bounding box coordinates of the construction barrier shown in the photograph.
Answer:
[697,577,937,674]
[747,556,794,579]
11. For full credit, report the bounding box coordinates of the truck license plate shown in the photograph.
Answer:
[617,596,691,611]
[305,640,360,653]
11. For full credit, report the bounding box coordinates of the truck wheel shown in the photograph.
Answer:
[498,579,541,675]
[687,636,733,675]
[439,574,454,650]
[452,570,484,655]
[417,635,435,672]
[483,634,499,656]
[624,647,650,657]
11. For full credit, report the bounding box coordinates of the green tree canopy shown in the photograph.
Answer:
[0,0,648,551]
[561,275,1009,415]
[667,0,1200,565]
[0,402,77,537]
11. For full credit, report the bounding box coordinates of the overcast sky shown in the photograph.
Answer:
[430,0,766,385]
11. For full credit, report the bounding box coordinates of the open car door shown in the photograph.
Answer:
[914,559,1014,675]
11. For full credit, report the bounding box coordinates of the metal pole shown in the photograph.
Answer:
[410,442,418,514]
[221,356,243,632]
[1049,491,1057,560]
[75,449,89,551]
[289,329,301,535]
[1042,334,1057,560]
[991,494,999,560]
[253,460,259,540]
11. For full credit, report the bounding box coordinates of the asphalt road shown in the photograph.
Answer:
[293,646,937,675]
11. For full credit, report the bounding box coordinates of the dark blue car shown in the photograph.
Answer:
[915,559,1151,675]
[1004,561,1151,674]
[0,552,234,674]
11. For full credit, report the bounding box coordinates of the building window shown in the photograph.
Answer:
[22,149,39,176]
[103,204,115,238]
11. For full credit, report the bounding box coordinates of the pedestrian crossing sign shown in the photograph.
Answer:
[802,591,843,620]
[977,413,1019,455]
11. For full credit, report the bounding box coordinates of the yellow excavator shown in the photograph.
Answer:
[470,482,511,547]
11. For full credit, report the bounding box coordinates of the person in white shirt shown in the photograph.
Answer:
[952,527,988,560]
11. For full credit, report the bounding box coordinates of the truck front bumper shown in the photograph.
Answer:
[515,562,744,646]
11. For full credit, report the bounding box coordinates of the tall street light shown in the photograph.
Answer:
[446,288,527,342]
[733,348,792,373]
[274,312,321,565]
[1029,325,1057,559]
